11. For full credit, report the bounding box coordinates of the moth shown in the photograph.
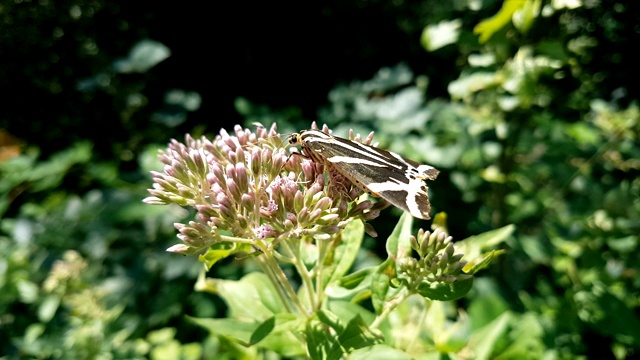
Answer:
[288,129,439,220]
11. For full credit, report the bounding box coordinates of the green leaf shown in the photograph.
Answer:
[371,258,397,315]
[189,314,305,357]
[467,278,511,330]
[17,279,39,303]
[385,212,414,259]
[464,249,506,275]
[147,327,177,344]
[198,242,244,270]
[0,142,92,197]
[339,315,383,351]
[513,0,541,33]
[326,266,375,302]
[348,344,412,360]
[325,219,365,285]
[327,300,376,331]
[466,311,512,360]
[474,0,527,43]
[187,317,256,346]
[577,284,640,345]
[250,316,276,345]
[317,309,346,334]
[454,224,514,272]
[315,310,383,357]
[448,72,499,100]
[197,272,285,319]
[306,318,343,360]
[256,314,305,356]
[421,19,462,52]
[498,313,545,358]
[114,39,171,73]
[370,214,418,313]
[416,276,474,301]
[38,294,61,322]
[195,276,305,356]
[565,122,601,146]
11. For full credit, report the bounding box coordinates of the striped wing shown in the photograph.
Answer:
[297,130,439,220]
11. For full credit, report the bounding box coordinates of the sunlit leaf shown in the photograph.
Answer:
[513,0,542,33]
[465,311,512,360]
[349,344,412,360]
[421,19,462,52]
[448,72,499,100]
[474,0,527,43]
[324,219,365,285]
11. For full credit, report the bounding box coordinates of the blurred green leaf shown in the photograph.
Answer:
[17,280,39,303]
[421,19,462,52]
[513,0,541,33]
[38,295,61,323]
[113,39,171,73]
[349,344,412,360]
[466,311,511,360]
[455,225,514,272]
[474,0,526,43]
[187,317,255,346]
[575,283,640,346]
[448,72,499,100]
[0,142,92,199]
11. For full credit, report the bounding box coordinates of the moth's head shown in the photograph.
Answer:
[288,132,303,146]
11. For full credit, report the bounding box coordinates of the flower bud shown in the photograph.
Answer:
[314,197,332,211]
[298,207,310,225]
[251,147,261,176]
[398,257,418,273]
[294,191,304,213]
[286,212,297,225]
[241,194,254,211]
[211,163,226,187]
[235,163,248,194]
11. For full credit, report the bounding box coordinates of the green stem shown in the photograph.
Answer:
[369,291,410,329]
[313,236,332,310]
[218,234,260,244]
[253,254,295,314]
[259,243,310,317]
[281,239,318,311]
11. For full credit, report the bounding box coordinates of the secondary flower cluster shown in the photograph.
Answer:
[144,123,381,255]
[397,228,471,286]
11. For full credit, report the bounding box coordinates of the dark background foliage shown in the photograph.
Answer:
[1,0,639,358]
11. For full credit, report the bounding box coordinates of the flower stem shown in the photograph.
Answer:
[259,245,310,317]
[281,238,318,312]
[370,291,410,329]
